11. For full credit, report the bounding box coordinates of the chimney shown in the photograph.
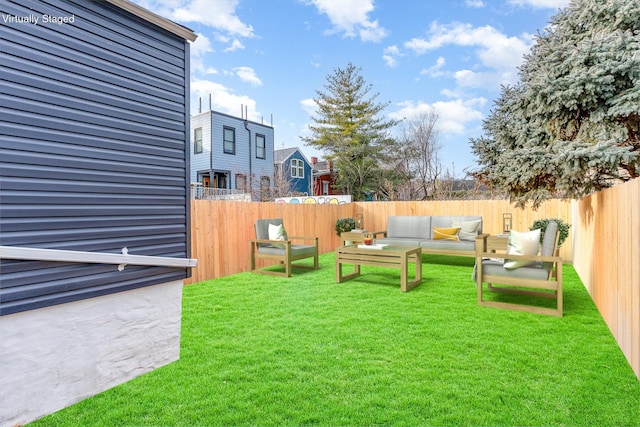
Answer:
[311,156,318,165]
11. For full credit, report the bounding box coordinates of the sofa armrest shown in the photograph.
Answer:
[475,233,490,255]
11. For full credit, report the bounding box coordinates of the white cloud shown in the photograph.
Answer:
[191,79,259,120]
[405,22,530,68]
[390,98,486,135]
[507,0,569,9]
[136,0,254,37]
[383,45,402,67]
[190,32,213,56]
[465,0,486,7]
[384,45,401,55]
[234,67,262,86]
[174,0,254,37]
[303,0,388,42]
[223,39,245,52]
[404,22,532,90]
[382,54,397,68]
[420,56,447,77]
[300,98,317,116]
[189,33,213,74]
[453,69,518,89]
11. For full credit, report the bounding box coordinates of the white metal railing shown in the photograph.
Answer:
[0,246,197,271]
[191,187,251,201]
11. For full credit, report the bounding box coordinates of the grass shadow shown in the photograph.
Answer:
[423,253,476,267]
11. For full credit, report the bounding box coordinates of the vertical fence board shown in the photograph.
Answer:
[632,181,640,379]
[572,178,640,379]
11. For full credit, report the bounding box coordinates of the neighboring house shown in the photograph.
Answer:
[191,109,274,200]
[0,1,196,425]
[274,147,313,196]
[311,156,339,196]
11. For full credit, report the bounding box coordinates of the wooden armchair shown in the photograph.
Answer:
[250,219,319,277]
[474,221,562,316]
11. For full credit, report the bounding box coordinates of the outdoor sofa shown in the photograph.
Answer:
[375,215,483,257]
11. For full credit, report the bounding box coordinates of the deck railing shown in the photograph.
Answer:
[190,187,251,201]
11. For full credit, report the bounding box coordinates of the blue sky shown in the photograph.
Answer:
[136,0,570,176]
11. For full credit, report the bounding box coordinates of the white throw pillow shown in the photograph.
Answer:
[503,228,541,269]
[452,220,481,241]
[268,223,287,248]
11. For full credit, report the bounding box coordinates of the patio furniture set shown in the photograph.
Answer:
[250,216,563,316]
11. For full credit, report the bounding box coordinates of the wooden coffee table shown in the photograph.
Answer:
[335,245,422,292]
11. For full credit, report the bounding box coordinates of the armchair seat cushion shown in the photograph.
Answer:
[257,244,317,256]
[479,259,550,281]
[421,240,475,251]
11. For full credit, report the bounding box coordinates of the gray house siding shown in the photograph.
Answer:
[190,111,212,184]
[246,120,275,189]
[190,110,274,197]
[0,0,193,315]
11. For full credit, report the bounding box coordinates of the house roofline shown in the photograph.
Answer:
[274,147,314,166]
[192,109,274,130]
[107,0,197,42]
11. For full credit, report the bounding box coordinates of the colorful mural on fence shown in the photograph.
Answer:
[274,195,352,204]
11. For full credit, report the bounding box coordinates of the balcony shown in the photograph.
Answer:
[191,186,251,201]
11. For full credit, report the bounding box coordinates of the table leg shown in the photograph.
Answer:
[401,253,409,292]
[335,255,361,283]
[402,250,422,292]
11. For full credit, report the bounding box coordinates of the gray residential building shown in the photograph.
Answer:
[190,109,275,200]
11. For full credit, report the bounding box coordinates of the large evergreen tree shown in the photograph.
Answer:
[470,0,640,208]
[302,63,398,200]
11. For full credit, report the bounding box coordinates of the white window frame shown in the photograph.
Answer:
[255,134,266,159]
[223,126,235,154]
[194,127,202,154]
[290,159,304,178]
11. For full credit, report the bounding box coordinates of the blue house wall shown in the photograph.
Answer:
[289,150,312,195]
[275,148,312,195]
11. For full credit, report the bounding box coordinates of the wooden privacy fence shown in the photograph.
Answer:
[572,178,640,379]
[188,189,639,379]
[188,200,355,283]
[188,198,573,284]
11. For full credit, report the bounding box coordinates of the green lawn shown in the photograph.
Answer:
[31,253,639,426]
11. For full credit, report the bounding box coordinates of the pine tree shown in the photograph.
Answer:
[302,63,398,201]
[470,0,640,208]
